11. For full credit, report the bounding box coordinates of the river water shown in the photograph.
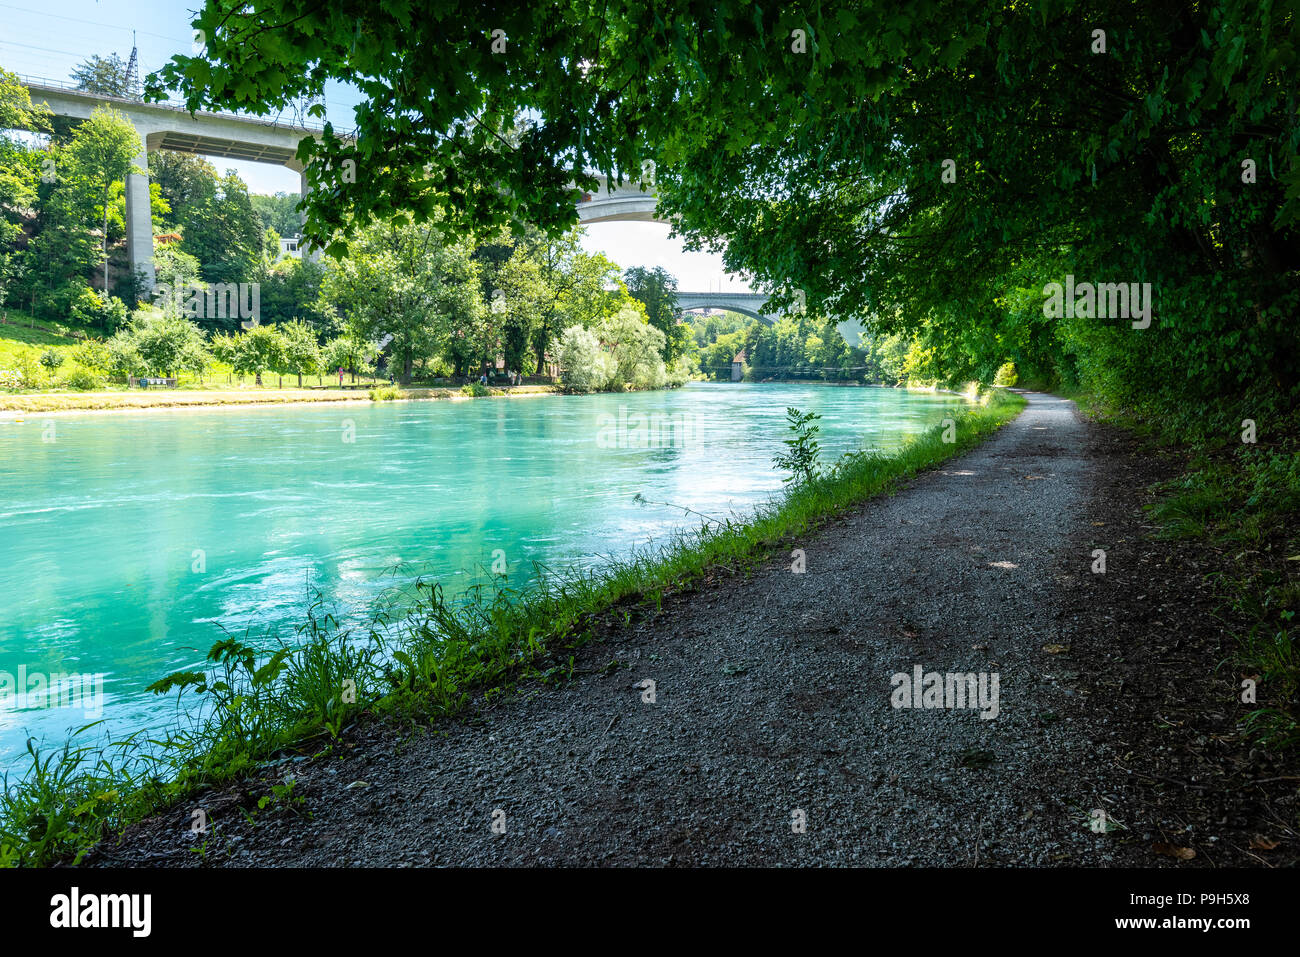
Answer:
[0,382,965,768]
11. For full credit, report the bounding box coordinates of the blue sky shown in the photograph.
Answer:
[0,0,748,291]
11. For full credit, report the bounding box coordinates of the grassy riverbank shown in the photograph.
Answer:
[0,383,557,414]
[0,388,1024,866]
[0,310,559,414]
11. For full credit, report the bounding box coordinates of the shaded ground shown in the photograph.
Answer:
[88,392,1298,867]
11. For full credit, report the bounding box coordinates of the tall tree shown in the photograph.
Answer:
[0,69,52,304]
[318,219,485,383]
[71,54,132,98]
[57,106,139,295]
[624,266,688,363]
[181,168,263,287]
[150,151,219,226]
[251,192,303,238]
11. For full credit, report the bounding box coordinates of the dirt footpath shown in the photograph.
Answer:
[91,392,1298,867]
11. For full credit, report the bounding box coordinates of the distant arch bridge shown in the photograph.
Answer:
[675,291,788,324]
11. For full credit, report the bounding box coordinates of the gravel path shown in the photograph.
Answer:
[91,391,1296,866]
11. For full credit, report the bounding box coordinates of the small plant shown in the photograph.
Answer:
[773,407,822,484]
[0,369,22,391]
[369,385,401,401]
[461,382,490,397]
[39,349,65,373]
[256,776,304,815]
[993,361,1018,387]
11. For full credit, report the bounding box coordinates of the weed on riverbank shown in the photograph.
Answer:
[0,390,1024,866]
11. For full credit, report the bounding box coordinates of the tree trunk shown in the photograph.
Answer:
[534,335,547,377]
[402,352,413,384]
[102,190,110,299]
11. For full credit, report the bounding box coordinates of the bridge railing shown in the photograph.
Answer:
[17,74,329,133]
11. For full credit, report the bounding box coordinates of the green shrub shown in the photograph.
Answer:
[60,368,104,391]
[461,382,490,397]
[70,340,112,370]
[67,288,128,334]
[38,349,64,373]
[369,385,401,401]
[35,281,88,322]
[12,352,45,389]
[993,361,1018,387]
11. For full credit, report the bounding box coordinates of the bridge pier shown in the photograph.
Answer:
[124,138,155,294]
[297,167,321,263]
[18,77,326,300]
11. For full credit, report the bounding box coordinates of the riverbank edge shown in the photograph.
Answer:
[0,379,975,417]
[0,384,560,417]
[0,388,1025,867]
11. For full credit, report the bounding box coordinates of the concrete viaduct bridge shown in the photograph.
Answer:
[17,78,796,323]
[18,76,322,292]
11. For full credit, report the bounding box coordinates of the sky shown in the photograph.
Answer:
[0,0,748,291]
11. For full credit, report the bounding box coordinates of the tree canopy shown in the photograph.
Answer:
[151,1,1300,402]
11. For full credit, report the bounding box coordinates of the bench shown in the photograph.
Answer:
[129,376,178,389]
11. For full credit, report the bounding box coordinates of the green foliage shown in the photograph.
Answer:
[601,303,668,390]
[251,191,302,238]
[255,256,326,327]
[773,407,822,484]
[150,151,218,226]
[11,352,46,389]
[231,323,286,384]
[154,2,1300,407]
[691,312,871,382]
[68,288,128,335]
[113,308,210,378]
[71,53,133,97]
[56,107,140,296]
[321,334,376,380]
[68,338,110,370]
[555,324,613,392]
[276,318,322,387]
[179,170,263,291]
[60,368,104,391]
[38,348,64,373]
[460,382,490,397]
[624,266,689,363]
[152,242,202,291]
[318,219,484,383]
[557,305,678,392]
